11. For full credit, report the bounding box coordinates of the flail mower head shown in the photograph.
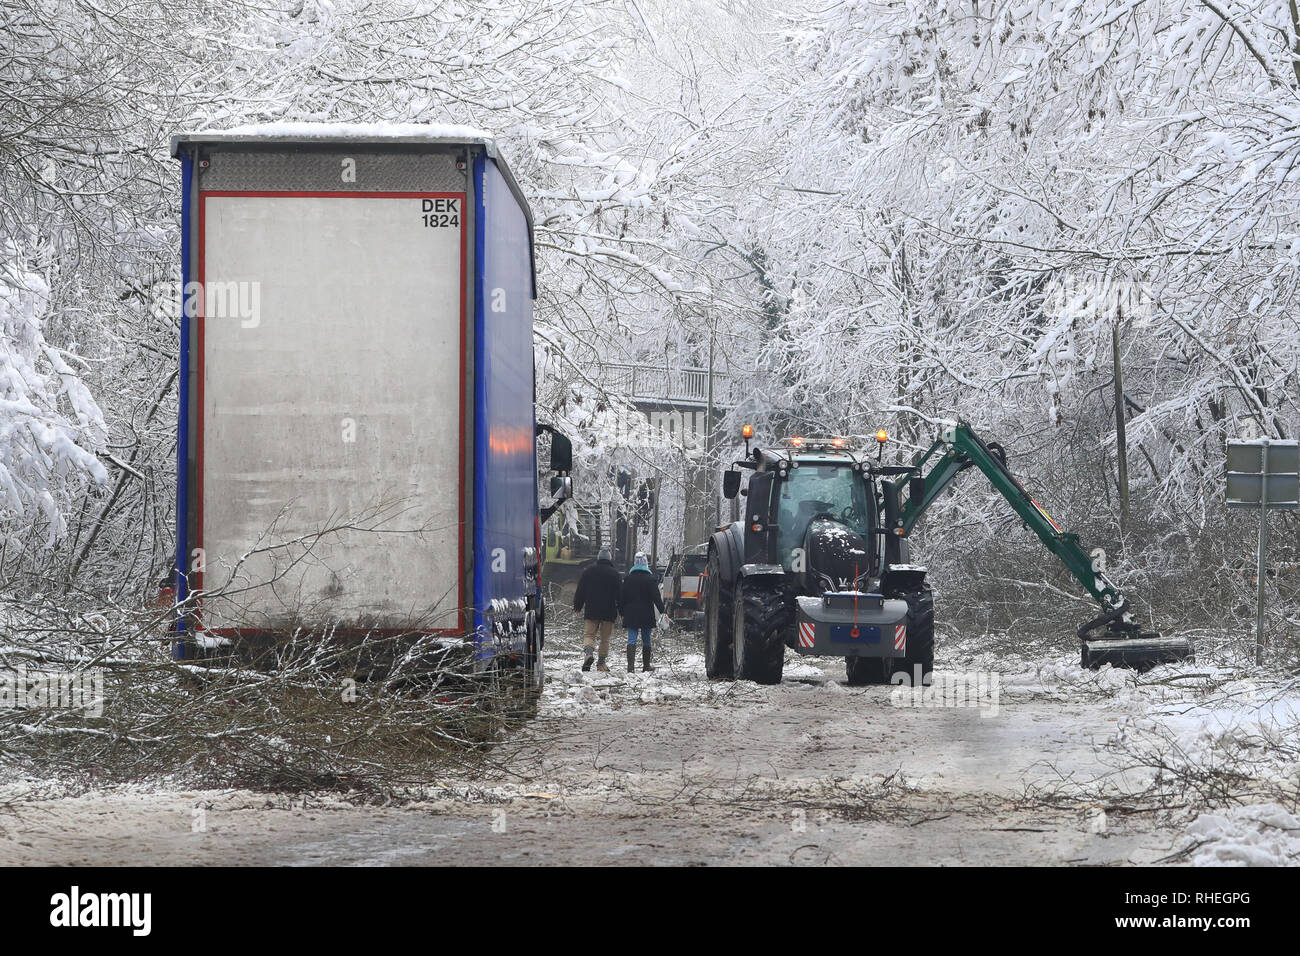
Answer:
[1078,604,1194,671]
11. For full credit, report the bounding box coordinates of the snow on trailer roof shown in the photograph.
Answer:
[171,120,537,285]
[170,121,502,155]
[169,120,529,216]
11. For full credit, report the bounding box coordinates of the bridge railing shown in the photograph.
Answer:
[595,363,732,406]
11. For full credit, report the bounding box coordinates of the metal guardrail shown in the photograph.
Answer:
[596,363,733,406]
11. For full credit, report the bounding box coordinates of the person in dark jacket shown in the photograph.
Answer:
[619,552,665,672]
[573,548,622,671]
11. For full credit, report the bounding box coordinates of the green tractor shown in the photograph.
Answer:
[701,423,1192,686]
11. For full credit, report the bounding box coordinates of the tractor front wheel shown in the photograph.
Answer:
[732,579,789,685]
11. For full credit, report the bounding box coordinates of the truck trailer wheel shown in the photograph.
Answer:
[732,580,789,685]
[703,550,734,680]
[524,609,545,699]
[476,656,530,732]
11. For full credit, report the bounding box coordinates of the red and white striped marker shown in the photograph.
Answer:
[798,621,816,648]
[894,623,906,652]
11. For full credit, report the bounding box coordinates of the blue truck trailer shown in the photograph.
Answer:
[168,124,571,688]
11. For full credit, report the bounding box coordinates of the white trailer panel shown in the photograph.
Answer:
[198,191,464,632]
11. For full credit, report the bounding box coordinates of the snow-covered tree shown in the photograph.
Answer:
[0,244,107,544]
[756,1,1300,507]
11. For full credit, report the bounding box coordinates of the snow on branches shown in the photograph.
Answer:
[0,244,108,545]
[755,0,1300,516]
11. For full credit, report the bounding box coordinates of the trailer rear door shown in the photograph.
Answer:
[193,150,466,634]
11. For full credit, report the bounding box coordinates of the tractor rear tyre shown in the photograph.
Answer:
[843,586,935,686]
[703,549,734,680]
[894,585,935,686]
[732,579,790,685]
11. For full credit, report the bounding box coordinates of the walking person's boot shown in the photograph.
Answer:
[627,646,637,673]
[582,652,594,672]
[596,657,608,672]
[642,639,653,672]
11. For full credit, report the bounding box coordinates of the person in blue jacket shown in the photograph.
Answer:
[619,552,665,672]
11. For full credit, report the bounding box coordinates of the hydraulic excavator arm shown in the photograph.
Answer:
[881,421,1193,669]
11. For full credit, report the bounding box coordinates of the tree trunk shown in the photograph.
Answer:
[1112,315,1130,533]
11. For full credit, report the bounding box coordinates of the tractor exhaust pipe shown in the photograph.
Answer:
[881,477,905,566]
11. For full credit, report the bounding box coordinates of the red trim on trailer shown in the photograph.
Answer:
[201,627,468,638]
[194,189,468,637]
[195,195,206,626]
[534,515,542,578]
[200,190,459,199]
[458,193,468,635]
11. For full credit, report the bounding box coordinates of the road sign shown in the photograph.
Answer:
[1226,438,1299,664]
[1227,439,1299,508]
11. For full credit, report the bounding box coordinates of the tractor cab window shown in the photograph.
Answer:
[776,464,871,567]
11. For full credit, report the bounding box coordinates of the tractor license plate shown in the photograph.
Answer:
[830,624,880,643]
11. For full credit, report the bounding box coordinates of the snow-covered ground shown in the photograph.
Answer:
[1182,805,1300,866]
[1,620,1297,865]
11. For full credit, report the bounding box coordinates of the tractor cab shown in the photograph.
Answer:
[735,437,882,596]
[775,457,875,581]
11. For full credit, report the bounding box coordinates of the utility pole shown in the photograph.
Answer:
[1113,309,1130,533]
[1256,441,1270,666]
[650,475,660,568]
[706,316,718,528]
